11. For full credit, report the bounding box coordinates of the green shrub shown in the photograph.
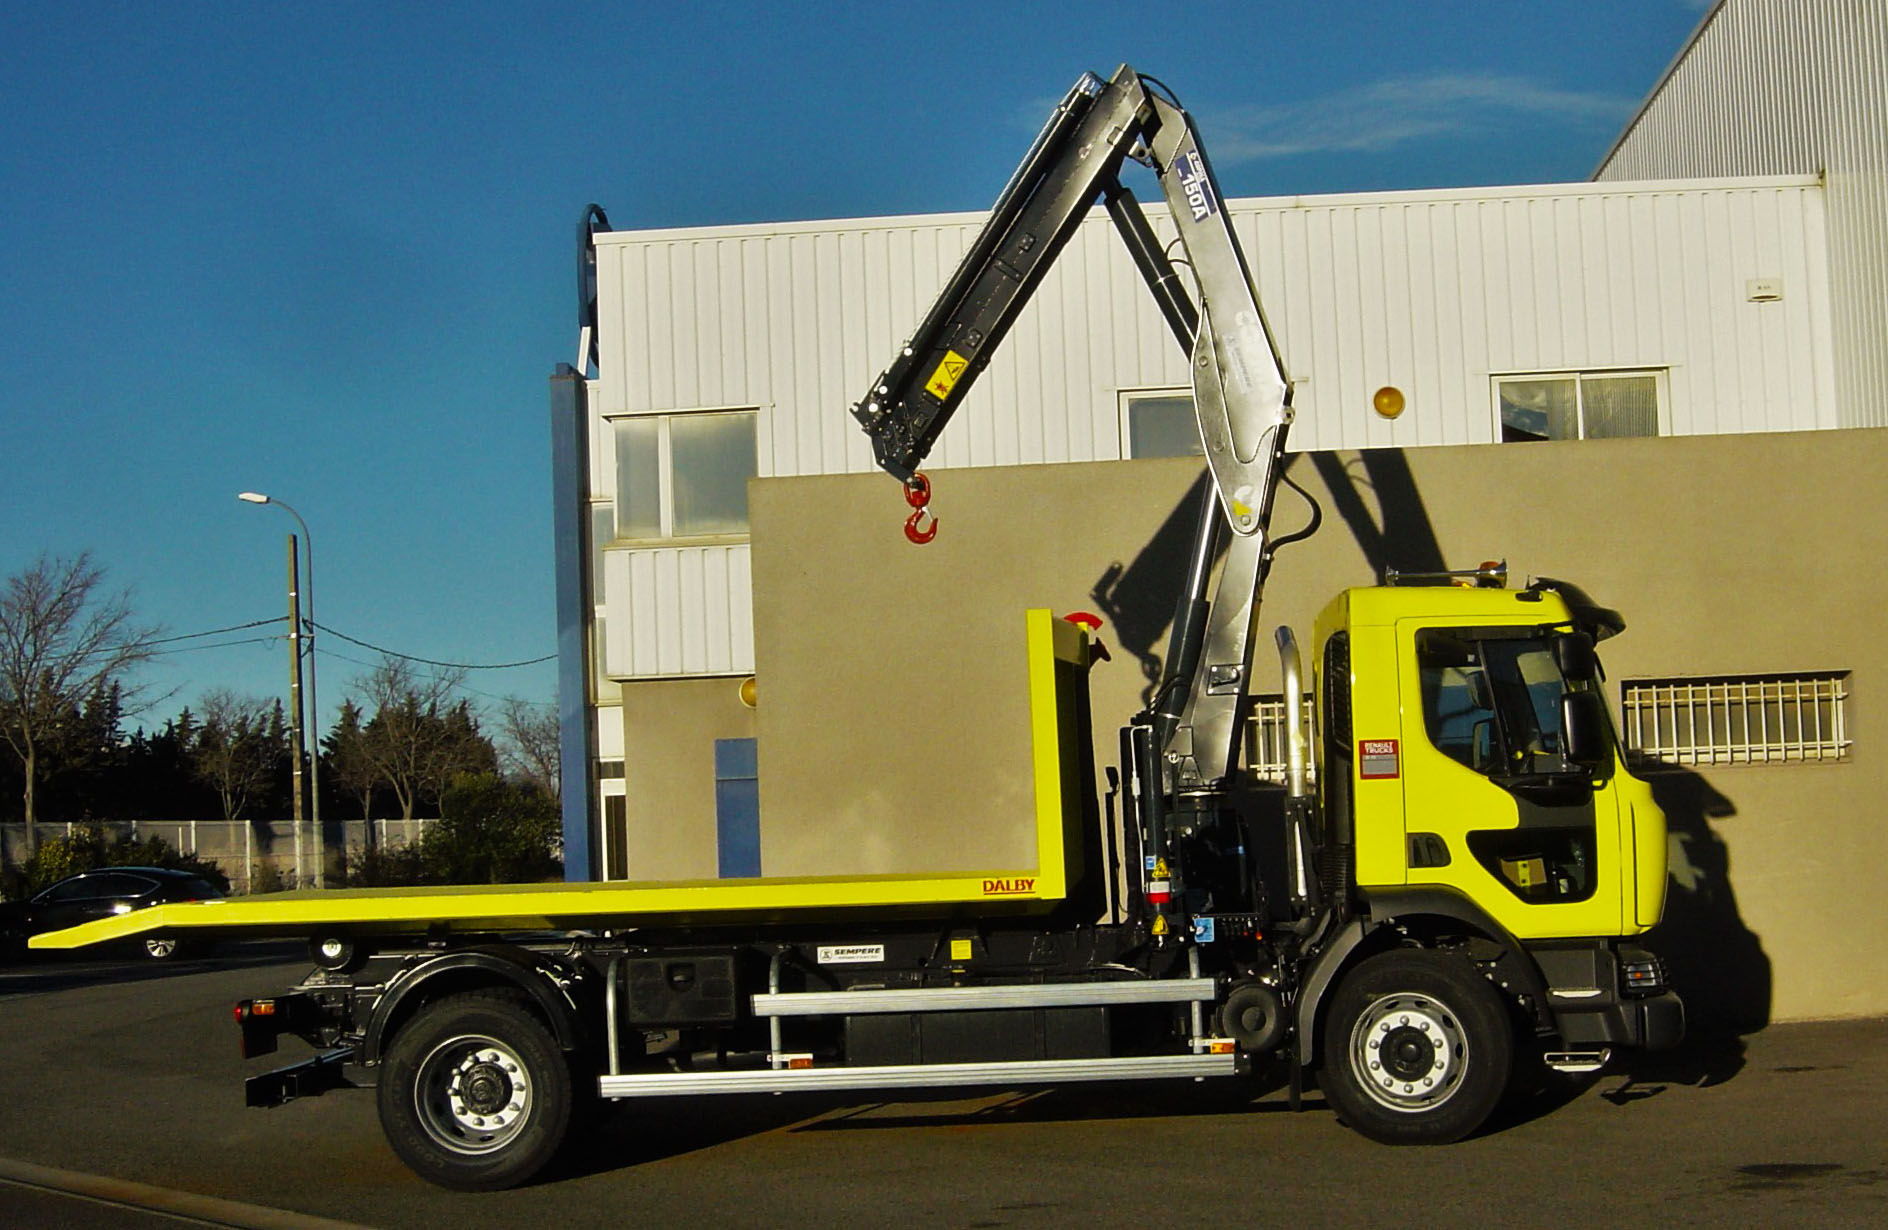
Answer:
[422,773,562,885]
[341,842,426,888]
[248,861,288,894]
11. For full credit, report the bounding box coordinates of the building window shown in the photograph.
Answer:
[1496,371,1664,442]
[1620,673,1851,768]
[714,738,761,878]
[1244,694,1315,784]
[1122,389,1201,459]
[602,791,628,881]
[611,409,758,541]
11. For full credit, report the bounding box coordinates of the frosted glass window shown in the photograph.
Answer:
[607,409,758,541]
[1124,391,1202,458]
[613,417,661,538]
[1498,371,1663,442]
[1581,374,1659,439]
[671,412,757,536]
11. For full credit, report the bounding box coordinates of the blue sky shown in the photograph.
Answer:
[0,0,1710,735]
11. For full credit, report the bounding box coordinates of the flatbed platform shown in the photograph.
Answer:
[32,611,1093,951]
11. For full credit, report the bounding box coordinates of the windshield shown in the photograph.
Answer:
[1417,628,1584,778]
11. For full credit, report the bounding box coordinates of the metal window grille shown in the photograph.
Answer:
[1245,693,1316,783]
[1620,673,1851,768]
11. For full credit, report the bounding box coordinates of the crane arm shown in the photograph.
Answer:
[852,64,1294,788]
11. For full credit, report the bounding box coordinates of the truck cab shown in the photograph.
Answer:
[1323,579,1668,942]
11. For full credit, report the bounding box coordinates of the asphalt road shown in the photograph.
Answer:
[1,949,1884,1228]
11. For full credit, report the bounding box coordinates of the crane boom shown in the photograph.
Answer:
[852,64,1294,788]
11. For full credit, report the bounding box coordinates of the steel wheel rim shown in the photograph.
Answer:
[145,938,176,958]
[412,1033,534,1156]
[1347,991,1469,1113]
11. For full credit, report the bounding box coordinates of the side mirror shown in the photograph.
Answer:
[1554,632,1597,681]
[1561,691,1609,772]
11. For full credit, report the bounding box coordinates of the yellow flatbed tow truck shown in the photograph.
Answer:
[34,66,1681,1191]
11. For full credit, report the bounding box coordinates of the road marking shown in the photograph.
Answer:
[0,1157,375,1230]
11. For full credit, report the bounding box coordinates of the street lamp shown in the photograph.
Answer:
[239,491,326,889]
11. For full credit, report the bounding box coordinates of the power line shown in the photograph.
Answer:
[147,634,284,659]
[145,617,282,647]
[311,621,555,670]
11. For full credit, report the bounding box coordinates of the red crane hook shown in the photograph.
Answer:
[902,472,938,544]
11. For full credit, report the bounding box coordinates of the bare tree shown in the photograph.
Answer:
[191,689,277,823]
[347,657,495,823]
[497,697,560,803]
[0,552,159,856]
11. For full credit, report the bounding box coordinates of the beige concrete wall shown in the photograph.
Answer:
[616,680,757,881]
[737,428,1888,1026]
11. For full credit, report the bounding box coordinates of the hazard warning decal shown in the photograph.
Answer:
[1359,739,1400,780]
[925,350,969,401]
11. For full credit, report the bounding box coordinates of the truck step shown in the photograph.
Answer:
[751,977,1216,1017]
[1544,1049,1613,1073]
[597,1052,1238,1098]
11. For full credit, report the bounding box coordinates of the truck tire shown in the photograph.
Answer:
[377,991,574,1190]
[1319,949,1512,1144]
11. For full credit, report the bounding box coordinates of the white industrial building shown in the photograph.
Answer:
[1596,0,1888,425]
[552,0,1885,890]
[582,176,1833,684]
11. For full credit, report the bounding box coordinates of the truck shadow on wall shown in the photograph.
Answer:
[1092,449,1442,704]
[1617,762,1770,1090]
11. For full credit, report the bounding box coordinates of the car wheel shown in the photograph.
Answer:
[1319,948,1513,1144]
[142,936,181,961]
[377,991,574,1191]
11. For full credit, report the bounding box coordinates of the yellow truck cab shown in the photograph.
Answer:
[1323,580,1668,942]
[1276,575,1683,1139]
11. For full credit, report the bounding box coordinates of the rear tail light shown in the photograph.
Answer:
[1620,950,1667,997]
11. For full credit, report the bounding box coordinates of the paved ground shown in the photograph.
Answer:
[1,949,1884,1228]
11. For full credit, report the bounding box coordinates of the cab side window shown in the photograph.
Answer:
[1418,630,1498,773]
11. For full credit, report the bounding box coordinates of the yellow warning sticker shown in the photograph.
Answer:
[925,350,970,401]
[950,938,973,961]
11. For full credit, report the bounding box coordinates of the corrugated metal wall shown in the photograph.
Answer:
[601,545,754,678]
[590,177,1835,680]
[595,178,1835,466]
[1596,0,1888,427]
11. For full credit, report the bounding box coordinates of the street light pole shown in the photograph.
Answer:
[239,491,326,889]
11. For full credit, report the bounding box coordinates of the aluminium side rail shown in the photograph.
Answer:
[851,63,1294,789]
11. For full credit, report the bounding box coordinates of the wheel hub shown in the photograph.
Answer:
[1349,993,1468,1113]
[459,1062,511,1116]
[415,1037,534,1154]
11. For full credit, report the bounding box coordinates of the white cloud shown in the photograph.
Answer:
[1203,72,1637,163]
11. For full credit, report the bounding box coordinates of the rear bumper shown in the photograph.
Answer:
[245,1047,356,1107]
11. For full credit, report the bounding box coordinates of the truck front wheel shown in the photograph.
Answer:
[1319,949,1512,1144]
[377,991,574,1190]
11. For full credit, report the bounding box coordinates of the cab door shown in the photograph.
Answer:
[1394,620,1626,940]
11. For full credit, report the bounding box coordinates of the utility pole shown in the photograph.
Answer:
[286,535,307,889]
[243,491,325,888]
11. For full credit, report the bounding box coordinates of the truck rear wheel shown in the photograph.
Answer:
[377,991,574,1190]
[1319,949,1512,1144]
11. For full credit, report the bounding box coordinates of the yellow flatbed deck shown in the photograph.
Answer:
[32,611,1093,951]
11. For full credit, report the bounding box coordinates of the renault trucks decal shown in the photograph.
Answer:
[1360,739,1401,779]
